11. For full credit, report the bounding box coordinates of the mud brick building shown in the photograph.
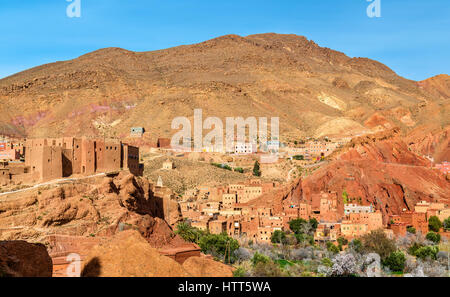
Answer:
[0,137,143,184]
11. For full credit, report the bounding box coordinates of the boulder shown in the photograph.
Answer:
[182,256,234,277]
[0,241,53,277]
[81,230,189,277]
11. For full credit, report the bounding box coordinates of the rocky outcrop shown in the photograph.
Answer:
[81,230,190,277]
[0,241,52,277]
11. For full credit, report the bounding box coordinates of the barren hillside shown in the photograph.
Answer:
[0,33,448,140]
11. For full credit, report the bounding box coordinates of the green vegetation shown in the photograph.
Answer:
[407,226,416,234]
[292,155,304,160]
[383,251,406,273]
[234,167,244,174]
[271,230,287,244]
[428,216,442,232]
[327,242,340,254]
[252,161,261,177]
[443,217,450,231]
[198,233,240,263]
[175,221,239,263]
[342,190,349,205]
[360,229,396,261]
[426,231,441,244]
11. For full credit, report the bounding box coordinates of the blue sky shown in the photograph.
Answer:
[0,0,448,81]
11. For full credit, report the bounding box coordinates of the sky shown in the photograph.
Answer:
[0,0,449,81]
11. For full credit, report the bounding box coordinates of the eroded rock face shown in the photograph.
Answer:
[182,256,234,277]
[301,131,450,223]
[0,241,52,277]
[0,172,182,242]
[81,230,190,277]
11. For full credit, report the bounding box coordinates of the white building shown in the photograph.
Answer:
[234,142,257,154]
[344,204,373,215]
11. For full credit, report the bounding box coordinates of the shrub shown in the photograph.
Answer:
[252,261,285,277]
[289,218,308,234]
[327,242,340,254]
[349,239,362,253]
[233,267,248,277]
[428,216,442,232]
[234,167,244,174]
[414,246,439,261]
[251,252,270,266]
[293,155,304,160]
[361,229,396,261]
[321,257,333,267]
[309,218,319,230]
[337,237,349,247]
[383,251,406,273]
[271,230,287,244]
[407,227,416,234]
[443,217,450,231]
[425,231,441,244]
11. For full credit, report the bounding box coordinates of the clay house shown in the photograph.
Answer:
[157,138,171,148]
[222,193,238,208]
[340,221,368,239]
[209,220,227,235]
[344,203,374,215]
[162,159,175,170]
[130,127,145,138]
[0,137,145,183]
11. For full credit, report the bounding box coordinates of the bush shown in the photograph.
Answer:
[349,239,362,253]
[327,242,340,254]
[443,217,450,231]
[252,261,285,277]
[233,267,248,277]
[407,227,416,234]
[251,252,270,266]
[361,230,396,261]
[425,232,441,244]
[337,237,349,247]
[293,155,304,160]
[234,167,244,174]
[414,246,439,261]
[271,230,287,244]
[289,218,308,234]
[383,251,406,273]
[321,257,333,267]
[198,233,239,263]
[428,216,442,232]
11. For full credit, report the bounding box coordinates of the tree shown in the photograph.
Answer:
[361,230,397,261]
[271,230,287,244]
[288,218,308,234]
[426,231,441,244]
[443,217,450,231]
[175,221,204,244]
[252,161,261,177]
[198,233,239,263]
[428,216,442,232]
[309,218,319,231]
[383,251,406,273]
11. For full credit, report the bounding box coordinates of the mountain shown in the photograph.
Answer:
[0,33,448,140]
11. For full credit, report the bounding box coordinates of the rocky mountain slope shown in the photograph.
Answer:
[0,33,448,140]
